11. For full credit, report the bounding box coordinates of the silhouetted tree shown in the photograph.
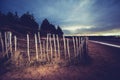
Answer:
[0,11,19,27]
[49,24,57,34]
[56,26,63,37]
[6,12,15,24]
[40,19,50,36]
[40,19,53,36]
[0,11,6,26]
[40,19,64,37]
[0,11,64,36]
[40,19,57,36]
[14,12,19,24]
[20,12,39,32]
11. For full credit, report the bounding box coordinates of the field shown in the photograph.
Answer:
[1,40,120,80]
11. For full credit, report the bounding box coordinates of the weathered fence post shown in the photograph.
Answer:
[46,34,50,61]
[56,35,60,59]
[72,37,76,58]
[67,39,70,61]
[0,32,4,54]
[79,37,82,58]
[76,37,79,56]
[49,34,53,60]
[63,35,67,59]
[38,32,42,60]
[9,32,12,53]
[35,34,38,61]
[5,32,7,53]
[27,34,30,62]
[14,36,17,52]
[53,34,57,59]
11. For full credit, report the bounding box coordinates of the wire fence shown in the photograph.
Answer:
[0,31,89,67]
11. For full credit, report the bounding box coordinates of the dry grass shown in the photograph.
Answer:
[1,41,120,80]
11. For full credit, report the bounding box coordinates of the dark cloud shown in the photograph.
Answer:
[90,0,120,32]
[62,30,71,34]
[0,0,120,35]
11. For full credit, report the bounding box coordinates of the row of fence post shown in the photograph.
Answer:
[0,32,88,64]
[0,32,13,57]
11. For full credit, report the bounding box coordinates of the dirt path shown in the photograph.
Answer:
[87,41,120,80]
[1,41,120,80]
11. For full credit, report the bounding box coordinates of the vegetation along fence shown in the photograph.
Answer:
[0,31,89,67]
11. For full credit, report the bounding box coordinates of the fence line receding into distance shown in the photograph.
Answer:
[0,31,88,66]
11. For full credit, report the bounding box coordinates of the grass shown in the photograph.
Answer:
[1,41,120,80]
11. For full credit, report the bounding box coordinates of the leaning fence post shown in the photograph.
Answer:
[5,32,7,53]
[53,34,57,59]
[63,35,67,59]
[14,36,17,52]
[56,35,60,59]
[38,32,42,60]
[72,37,76,58]
[79,37,82,58]
[0,32,4,54]
[76,37,79,56]
[35,34,38,61]
[49,34,53,60]
[67,39,70,61]
[46,34,50,61]
[27,34,30,62]
[9,32,12,52]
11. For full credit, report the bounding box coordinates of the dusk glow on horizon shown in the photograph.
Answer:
[0,0,120,35]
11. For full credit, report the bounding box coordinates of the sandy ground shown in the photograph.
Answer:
[1,41,120,80]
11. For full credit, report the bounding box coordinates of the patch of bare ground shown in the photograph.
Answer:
[1,41,120,80]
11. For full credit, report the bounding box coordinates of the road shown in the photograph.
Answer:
[88,40,120,80]
[90,40,120,48]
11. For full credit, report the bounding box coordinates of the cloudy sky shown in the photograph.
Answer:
[0,0,120,35]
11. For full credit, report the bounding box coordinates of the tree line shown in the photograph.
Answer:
[0,11,63,36]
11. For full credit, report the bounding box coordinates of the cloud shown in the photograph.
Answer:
[0,0,120,35]
[62,0,120,35]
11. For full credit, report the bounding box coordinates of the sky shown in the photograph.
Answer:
[0,0,120,35]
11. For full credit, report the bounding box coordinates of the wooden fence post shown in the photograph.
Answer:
[63,35,67,59]
[53,34,57,59]
[0,32,4,54]
[9,32,12,52]
[14,36,17,52]
[5,32,7,52]
[8,32,12,57]
[81,37,84,57]
[56,35,60,59]
[67,39,70,61]
[72,37,76,58]
[79,37,82,58]
[46,34,50,61]
[35,34,38,61]
[27,34,30,62]
[49,34,53,60]
[38,32,42,60]
[76,37,79,56]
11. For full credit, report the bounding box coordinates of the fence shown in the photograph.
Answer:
[0,31,88,66]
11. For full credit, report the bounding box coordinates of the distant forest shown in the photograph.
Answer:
[0,11,63,36]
